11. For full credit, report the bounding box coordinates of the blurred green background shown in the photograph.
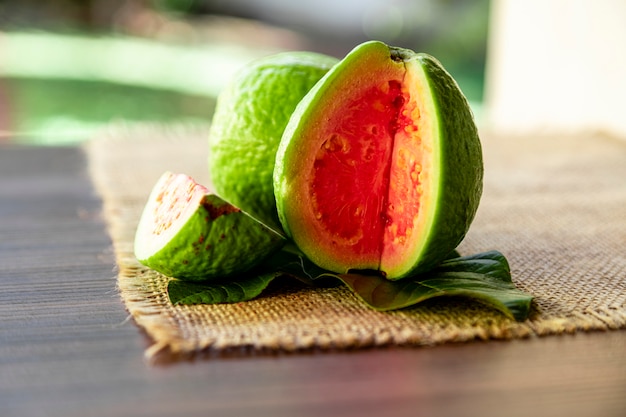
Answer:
[0,0,490,145]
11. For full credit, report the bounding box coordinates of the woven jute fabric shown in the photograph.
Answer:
[84,123,626,358]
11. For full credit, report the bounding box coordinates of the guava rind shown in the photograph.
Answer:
[134,172,286,281]
[208,51,339,231]
[404,51,483,276]
[274,41,483,280]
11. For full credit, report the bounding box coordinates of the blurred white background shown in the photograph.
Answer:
[2,0,625,143]
[485,0,626,138]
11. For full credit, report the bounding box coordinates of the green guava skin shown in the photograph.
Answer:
[208,51,339,232]
[273,41,483,280]
[134,172,285,281]
[412,52,483,276]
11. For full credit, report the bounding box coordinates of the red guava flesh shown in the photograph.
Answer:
[150,173,209,237]
[309,79,423,271]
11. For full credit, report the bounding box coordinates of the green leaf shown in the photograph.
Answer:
[335,251,533,321]
[434,250,512,280]
[259,243,339,287]
[166,248,534,322]
[168,271,281,305]
[166,244,329,305]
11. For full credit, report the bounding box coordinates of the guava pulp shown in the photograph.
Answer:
[310,78,424,269]
[136,172,211,259]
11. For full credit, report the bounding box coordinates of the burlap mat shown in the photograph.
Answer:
[85,123,626,358]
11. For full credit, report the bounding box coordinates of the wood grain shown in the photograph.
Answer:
[1,144,625,417]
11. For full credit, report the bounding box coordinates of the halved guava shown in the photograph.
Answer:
[274,41,483,280]
[134,171,285,281]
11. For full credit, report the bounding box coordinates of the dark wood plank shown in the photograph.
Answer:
[1,144,625,417]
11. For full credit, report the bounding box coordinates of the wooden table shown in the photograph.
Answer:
[1,143,625,417]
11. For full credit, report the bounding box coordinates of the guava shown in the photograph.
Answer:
[273,41,483,280]
[134,171,285,281]
[208,51,339,231]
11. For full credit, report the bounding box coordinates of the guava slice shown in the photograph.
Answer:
[274,41,483,280]
[134,171,285,281]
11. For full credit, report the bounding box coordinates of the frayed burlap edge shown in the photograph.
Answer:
[84,123,626,360]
